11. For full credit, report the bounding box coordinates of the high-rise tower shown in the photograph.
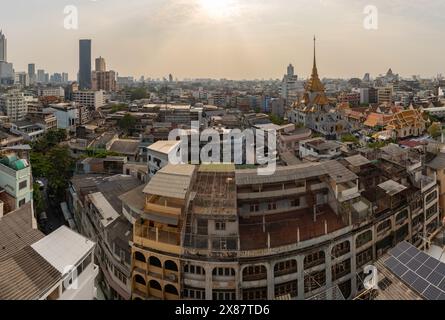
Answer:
[79,39,92,89]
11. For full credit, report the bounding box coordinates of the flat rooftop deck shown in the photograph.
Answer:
[239,205,346,250]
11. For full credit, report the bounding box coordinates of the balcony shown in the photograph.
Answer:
[145,195,182,216]
[237,182,306,200]
[134,224,181,254]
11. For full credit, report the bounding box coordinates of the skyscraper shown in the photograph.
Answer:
[37,69,45,83]
[79,39,92,89]
[0,30,7,62]
[287,64,294,77]
[28,63,36,84]
[95,56,106,72]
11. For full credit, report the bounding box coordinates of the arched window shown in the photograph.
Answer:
[331,241,350,258]
[304,250,325,269]
[165,284,179,295]
[134,275,146,286]
[134,251,146,263]
[242,265,267,281]
[149,280,162,291]
[149,256,162,268]
[164,260,178,272]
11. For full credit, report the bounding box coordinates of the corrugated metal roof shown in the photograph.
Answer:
[143,164,195,199]
[0,203,43,262]
[344,155,371,167]
[0,245,61,300]
[235,160,357,185]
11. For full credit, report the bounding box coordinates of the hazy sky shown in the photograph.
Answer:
[1,0,444,80]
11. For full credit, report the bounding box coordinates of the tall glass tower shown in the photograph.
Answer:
[79,39,92,89]
[0,30,7,62]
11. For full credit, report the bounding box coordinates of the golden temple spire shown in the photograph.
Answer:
[313,35,317,76]
[305,35,325,93]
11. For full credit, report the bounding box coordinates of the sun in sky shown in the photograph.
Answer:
[197,0,240,20]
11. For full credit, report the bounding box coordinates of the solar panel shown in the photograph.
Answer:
[384,256,399,270]
[398,252,414,264]
[406,258,422,271]
[406,246,419,258]
[425,257,440,270]
[385,241,445,300]
[426,271,443,285]
[412,277,429,293]
[393,263,409,277]
[401,270,419,286]
[417,265,434,278]
[422,285,442,300]
[389,246,404,258]
[436,263,445,276]
[437,278,445,292]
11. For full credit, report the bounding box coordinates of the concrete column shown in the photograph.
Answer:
[205,265,213,300]
[324,246,333,300]
[350,238,357,298]
[297,255,305,300]
[266,262,275,300]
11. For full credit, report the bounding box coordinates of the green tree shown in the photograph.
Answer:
[130,88,148,100]
[428,123,442,139]
[30,152,51,178]
[341,133,359,144]
[33,183,45,214]
[269,114,284,125]
[46,146,75,201]
[119,114,137,135]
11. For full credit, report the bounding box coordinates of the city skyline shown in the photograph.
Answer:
[1,0,445,80]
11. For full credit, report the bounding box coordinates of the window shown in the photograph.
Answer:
[213,290,236,300]
[268,202,277,211]
[356,230,372,248]
[291,198,300,207]
[19,180,27,190]
[213,267,235,277]
[184,287,205,300]
[114,268,127,285]
[215,221,226,231]
[426,204,438,220]
[304,270,326,293]
[243,265,267,281]
[304,250,325,269]
[377,219,391,234]
[250,204,259,212]
[274,259,297,277]
[242,287,267,300]
[356,247,373,268]
[396,209,408,225]
[275,281,298,298]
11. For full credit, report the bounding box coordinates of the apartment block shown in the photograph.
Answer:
[129,144,441,300]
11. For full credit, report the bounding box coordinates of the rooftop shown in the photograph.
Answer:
[239,205,346,250]
[147,140,180,155]
[143,164,196,199]
[109,139,140,155]
[31,226,95,275]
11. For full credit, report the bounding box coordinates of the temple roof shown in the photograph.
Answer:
[300,37,329,107]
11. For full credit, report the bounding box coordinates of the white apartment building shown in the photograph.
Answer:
[0,153,33,210]
[0,90,28,121]
[147,140,181,176]
[38,86,65,98]
[72,90,105,110]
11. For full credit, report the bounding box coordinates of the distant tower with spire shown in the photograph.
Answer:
[302,36,328,105]
[0,30,7,62]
